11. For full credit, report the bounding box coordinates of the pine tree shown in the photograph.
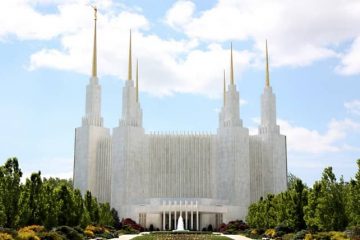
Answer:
[0,158,22,228]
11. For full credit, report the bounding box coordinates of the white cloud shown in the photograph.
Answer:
[278,118,360,154]
[337,37,360,75]
[344,100,360,115]
[165,0,195,29]
[165,0,360,68]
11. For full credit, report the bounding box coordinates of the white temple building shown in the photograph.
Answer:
[73,9,287,231]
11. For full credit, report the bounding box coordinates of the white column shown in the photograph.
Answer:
[162,201,165,230]
[174,200,177,229]
[185,200,188,230]
[168,200,171,230]
[191,201,193,230]
[180,200,182,218]
[196,200,199,231]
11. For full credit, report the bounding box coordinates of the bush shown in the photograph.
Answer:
[264,228,276,238]
[16,231,40,240]
[54,226,82,240]
[313,232,331,240]
[84,230,94,238]
[37,232,64,240]
[0,228,17,238]
[19,226,45,234]
[219,220,249,234]
[0,233,14,240]
[293,230,309,240]
[346,226,360,239]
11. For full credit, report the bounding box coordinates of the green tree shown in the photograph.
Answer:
[84,191,99,224]
[304,167,348,231]
[346,159,360,226]
[71,189,84,226]
[291,179,307,231]
[56,184,74,226]
[99,203,114,226]
[18,172,45,226]
[0,158,23,228]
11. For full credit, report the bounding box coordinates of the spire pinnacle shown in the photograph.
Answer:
[265,40,270,87]
[128,29,132,81]
[230,42,234,85]
[136,59,139,102]
[223,69,226,105]
[91,6,97,77]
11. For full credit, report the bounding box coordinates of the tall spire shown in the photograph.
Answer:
[128,29,132,80]
[230,42,234,85]
[136,59,139,102]
[91,6,97,77]
[265,40,270,87]
[223,69,226,105]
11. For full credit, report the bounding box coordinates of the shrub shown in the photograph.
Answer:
[16,231,40,240]
[264,228,276,238]
[305,233,313,240]
[37,232,64,240]
[0,233,14,240]
[346,226,360,239]
[283,233,295,240]
[313,232,331,240]
[54,226,82,240]
[329,231,348,240]
[83,230,94,238]
[19,226,45,234]
[293,230,309,240]
[0,228,17,238]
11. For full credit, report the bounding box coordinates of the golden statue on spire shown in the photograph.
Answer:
[92,6,97,20]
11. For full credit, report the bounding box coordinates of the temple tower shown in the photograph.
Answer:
[216,43,250,221]
[111,32,148,219]
[73,7,111,203]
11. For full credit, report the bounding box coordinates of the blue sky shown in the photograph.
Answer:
[0,0,360,185]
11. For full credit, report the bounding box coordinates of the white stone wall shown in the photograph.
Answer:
[148,133,215,198]
[74,125,110,197]
[249,135,263,202]
[95,136,112,203]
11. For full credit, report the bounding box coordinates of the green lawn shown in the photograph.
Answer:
[132,233,232,240]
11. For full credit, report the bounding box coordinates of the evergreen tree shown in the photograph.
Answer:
[347,159,360,226]
[99,203,114,226]
[56,184,74,226]
[18,172,45,226]
[0,158,22,228]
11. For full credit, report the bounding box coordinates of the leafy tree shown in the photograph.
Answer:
[99,203,114,226]
[346,159,360,226]
[71,189,84,226]
[18,172,45,226]
[0,158,22,228]
[304,167,348,231]
[291,179,307,231]
[56,184,74,226]
[111,208,121,229]
[84,191,99,224]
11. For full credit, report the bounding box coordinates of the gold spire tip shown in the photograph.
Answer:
[265,39,270,87]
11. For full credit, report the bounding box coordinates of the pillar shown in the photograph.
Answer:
[185,200,188,230]
[196,201,199,231]
[191,201,193,230]
[168,200,171,230]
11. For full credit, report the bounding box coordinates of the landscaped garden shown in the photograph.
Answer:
[1,158,360,240]
[132,232,232,240]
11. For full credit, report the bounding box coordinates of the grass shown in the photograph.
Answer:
[132,233,232,240]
